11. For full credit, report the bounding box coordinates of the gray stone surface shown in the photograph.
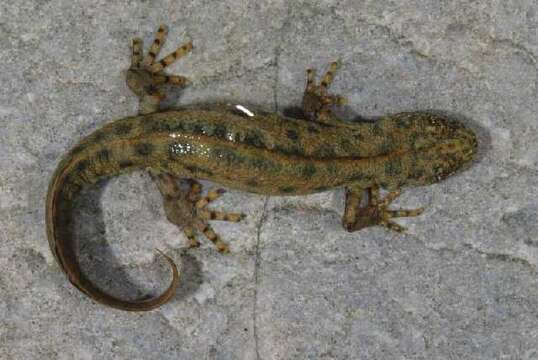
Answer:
[1,0,537,359]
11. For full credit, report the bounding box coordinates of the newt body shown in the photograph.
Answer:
[46,25,477,311]
[53,106,475,195]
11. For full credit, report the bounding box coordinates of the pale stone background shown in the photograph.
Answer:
[1,1,537,359]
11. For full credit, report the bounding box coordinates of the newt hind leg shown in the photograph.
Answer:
[149,171,245,253]
[127,24,192,114]
[343,185,424,233]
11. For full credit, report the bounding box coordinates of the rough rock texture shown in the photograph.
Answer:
[1,1,537,359]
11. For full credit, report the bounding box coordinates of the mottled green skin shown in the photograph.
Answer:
[58,105,477,199]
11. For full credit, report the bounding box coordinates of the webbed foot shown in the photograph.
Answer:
[184,184,245,253]
[343,186,424,233]
[150,172,245,253]
[128,24,192,114]
[302,61,347,123]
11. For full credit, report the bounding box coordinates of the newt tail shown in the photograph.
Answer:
[46,152,180,311]
[45,24,193,311]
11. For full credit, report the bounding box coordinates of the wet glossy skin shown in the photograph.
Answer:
[46,25,477,311]
[59,106,476,196]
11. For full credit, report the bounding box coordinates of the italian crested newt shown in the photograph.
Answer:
[46,24,478,311]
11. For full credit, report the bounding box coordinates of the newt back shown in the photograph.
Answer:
[61,107,476,195]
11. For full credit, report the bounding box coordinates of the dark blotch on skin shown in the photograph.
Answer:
[76,159,90,172]
[408,133,419,149]
[114,123,133,136]
[280,186,296,193]
[372,123,383,136]
[340,138,355,153]
[286,129,299,140]
[251,157,278,171]
[301,163,317,179]
[135,143,154,156]
[148,120,172,133]
[385,159,402,176]
[169,120,185,132]
[214,124,228,139]
[274,145,302,156]
[307,125,320,134]
[185,165,214,176]
[395,118,411,129]
[243,130,265,148]
[246,178,258,187]
[96,148,110,163]
[352,132,364,141]
[192,123,204,135]
[119,160,135,169]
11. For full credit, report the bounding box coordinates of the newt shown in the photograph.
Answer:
[46,25,478,311]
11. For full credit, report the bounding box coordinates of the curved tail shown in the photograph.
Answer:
[45,154,180,311]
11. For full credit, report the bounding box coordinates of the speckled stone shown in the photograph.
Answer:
[1,1,537,359]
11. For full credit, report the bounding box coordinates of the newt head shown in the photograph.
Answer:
[433,121,477,180]
[405,114,478,185]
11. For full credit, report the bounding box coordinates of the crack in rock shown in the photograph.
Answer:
[252,197,269,360]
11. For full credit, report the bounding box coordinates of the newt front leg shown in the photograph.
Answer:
[343,185,425,233]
